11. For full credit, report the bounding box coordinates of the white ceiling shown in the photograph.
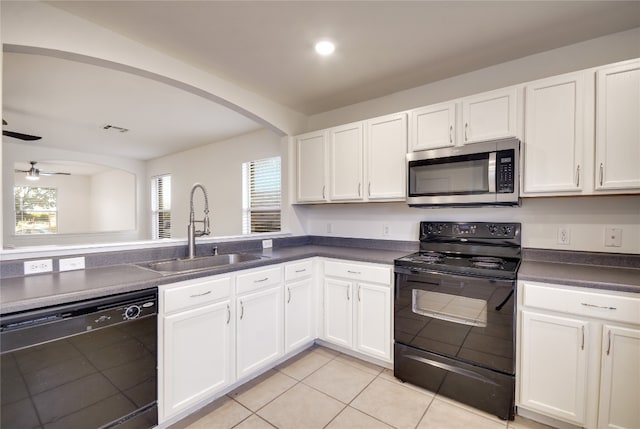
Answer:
[3,1,640,161]
[50,1,640,115]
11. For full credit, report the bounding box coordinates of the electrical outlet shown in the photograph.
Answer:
[24,259,53,275]
[262,239,273,249]
[557,227,571,245]
[326,223,332,234]
[604,228,622,247]
[382,224,390,236]
[59,257,85,272]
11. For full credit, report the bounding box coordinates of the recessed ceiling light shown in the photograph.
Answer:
[315,40,335,56]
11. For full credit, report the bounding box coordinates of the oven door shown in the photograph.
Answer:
[394,267,515,374]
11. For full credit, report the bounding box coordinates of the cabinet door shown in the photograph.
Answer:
[284,277,315,353]
[519,311,589,426]
[523,73,585,194]
[296,130,327,202]
[236,286,283,379]
[598,325,640,429]
[596,60,640,191]
[462,87,518,144]
[323,278,353,348]
[366,113,407,200]
[409,101,456,151]
[163,300,232,419]
[329,122,364,201]
[355,282,391,360]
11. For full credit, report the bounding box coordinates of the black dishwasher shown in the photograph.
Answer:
[1,289,158,429]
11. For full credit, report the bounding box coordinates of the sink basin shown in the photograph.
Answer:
[141,253,264,273]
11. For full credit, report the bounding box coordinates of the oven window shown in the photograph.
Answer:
[412,289,487,327]
[409,157,489,195]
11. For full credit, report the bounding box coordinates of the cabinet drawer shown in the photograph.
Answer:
[522,282,640,325]
[285,260,313,282]
[237,266,283,295]
[324,260,391,285]
[162,276,231,314]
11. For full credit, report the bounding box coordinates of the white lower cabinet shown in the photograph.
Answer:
[284,260,316,353]
[519,311,589,425]
[322,260,392,362]
[518,281,640,429]
[159,275,234,422]
[236,266,284,379]
[598,325,640,429]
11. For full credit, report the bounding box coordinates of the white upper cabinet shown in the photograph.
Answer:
[408,87,518,152]
[522,72,585,195]
[409,101,456,151]
[462,87,518,144]
[296,130,327,202]
[365,112,407,200]
[295,112,407,204]
[329,122,364,201]
[595,59,640,191]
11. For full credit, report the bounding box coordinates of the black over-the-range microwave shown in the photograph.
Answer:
[406,138,520,207]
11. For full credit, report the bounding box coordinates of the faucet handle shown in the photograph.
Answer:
[212,246,219,255]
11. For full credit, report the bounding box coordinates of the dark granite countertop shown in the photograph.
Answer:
[0,244,409,314]
[3,242,639,315]
[519,249,640,294]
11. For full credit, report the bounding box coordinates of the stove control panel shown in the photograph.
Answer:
[422,222,520,239]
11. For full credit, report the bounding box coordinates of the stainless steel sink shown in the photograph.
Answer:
[141,253,264,273]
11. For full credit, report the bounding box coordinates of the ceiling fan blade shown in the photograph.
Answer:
[14,169,30,173]
[3,130,42,141]
[39,172,71,176]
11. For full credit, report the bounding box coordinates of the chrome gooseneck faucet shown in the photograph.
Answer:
[187,183,210,259]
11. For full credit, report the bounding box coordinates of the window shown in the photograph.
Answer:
[242,157,281,234]
[14,186,58,234]
[151,174,172,239]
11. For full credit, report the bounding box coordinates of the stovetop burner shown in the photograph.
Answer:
[470,256,505,269]
[395,222,521,280]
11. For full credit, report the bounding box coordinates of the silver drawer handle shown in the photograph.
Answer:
[606,330,612,355]
[464,123,469,141]
[287,287,292,304]
[240,301,244,320]
[295,269,306,273]
[254,277,269,283]
[226,304,230,324]
[358,285,361,302]
[347,270,361,275]
[575,165,580,187]
[190,290,212,298]
[449,125,453,143]
[581,302,617,310]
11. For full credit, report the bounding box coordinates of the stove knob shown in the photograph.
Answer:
[502,226,512,236]
[488,224,498,235]
[436,224,444,234]
[426,224,434,233]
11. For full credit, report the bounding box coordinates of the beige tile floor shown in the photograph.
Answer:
[170,346,555,429]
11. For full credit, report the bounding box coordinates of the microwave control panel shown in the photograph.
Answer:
[496,149,515,193]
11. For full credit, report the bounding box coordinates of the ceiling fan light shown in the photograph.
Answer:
[26,170,39,180]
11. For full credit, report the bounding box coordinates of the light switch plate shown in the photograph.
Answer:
[604,228,622,247]
[59,256,86,272]
[262,239,273,249]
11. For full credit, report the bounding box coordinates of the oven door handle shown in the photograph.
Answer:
[395,266,514,286]
[488,152,496,193]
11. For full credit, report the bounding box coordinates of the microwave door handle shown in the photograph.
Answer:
[488,152,496,193]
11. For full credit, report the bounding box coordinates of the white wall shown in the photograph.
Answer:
[90,169,136,231]
[147,128,282,238]
[301,197,640,254]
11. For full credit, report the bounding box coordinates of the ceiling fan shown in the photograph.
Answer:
[15,161,71,181]
[2,119,42,141]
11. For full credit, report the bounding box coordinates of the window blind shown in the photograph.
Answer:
[151,174,172,239]
[243,157,281,234]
